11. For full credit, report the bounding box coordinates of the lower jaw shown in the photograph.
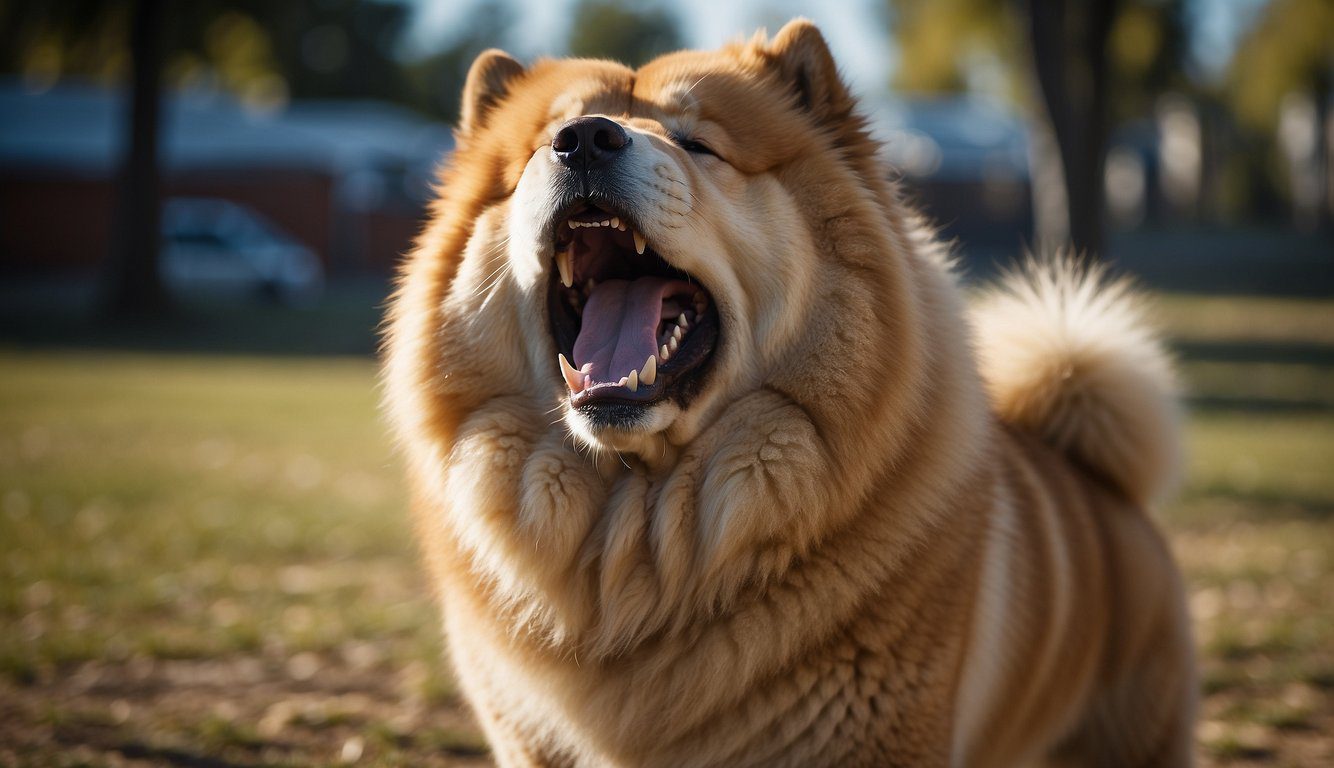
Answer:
[573,400,658,431]
[565,399,681,457]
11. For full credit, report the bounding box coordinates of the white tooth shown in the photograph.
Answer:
[639,355,656,386]
[660,344,670,360]
[627,369,638,392]
[567,220,577,229]
[617,376,629,387]
[583,375,591,389]
[672,325,683,341]
[669,337,678,352]
[677,313,688,328]
[558,354,582,392]
[633,230,646,255]
[611,217,620,229]
[556,248,573,287]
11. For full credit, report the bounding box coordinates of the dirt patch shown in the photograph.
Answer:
[0,653,489,767]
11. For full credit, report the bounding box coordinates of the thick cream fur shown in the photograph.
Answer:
[970,258,1183,506]
[382,19,1196,768]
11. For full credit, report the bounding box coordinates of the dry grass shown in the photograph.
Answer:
[0,292,1330,766]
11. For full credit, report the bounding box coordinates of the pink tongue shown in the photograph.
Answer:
[573,277,692,386]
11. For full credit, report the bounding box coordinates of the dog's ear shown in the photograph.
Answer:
[460,49,525,135]
[766,20,854,127]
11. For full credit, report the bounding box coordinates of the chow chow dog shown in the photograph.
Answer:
[382,19,1197,767]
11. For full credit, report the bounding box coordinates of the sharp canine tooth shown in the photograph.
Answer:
[627,369,638,392]
[640,355,656,385]
[558,354,582,392]
[633,230,646,255]
[556,247,573,287]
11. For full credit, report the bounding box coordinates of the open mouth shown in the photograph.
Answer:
[548,201,718,414]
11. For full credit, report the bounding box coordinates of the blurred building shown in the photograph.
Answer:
[870,96,1034,265]
[0,79,452,275]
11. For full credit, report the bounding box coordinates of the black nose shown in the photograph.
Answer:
[552,116,630,169]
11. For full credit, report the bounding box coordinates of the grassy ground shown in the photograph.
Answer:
[1,292,1331,766]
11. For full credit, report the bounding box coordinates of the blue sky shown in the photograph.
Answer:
[402,0,1271,99]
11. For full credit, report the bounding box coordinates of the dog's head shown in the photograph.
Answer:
[386,19,986,657]
[442,20,878,457]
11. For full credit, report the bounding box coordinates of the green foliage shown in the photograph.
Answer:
[566,0,684,67]
[404,1,514,123]
[1227,0,1334,131]
[0,0,132,86]
[884,0,1190,121]
[1107,0,1189,119]
[885,0,1018,97]
[0,0,415,110]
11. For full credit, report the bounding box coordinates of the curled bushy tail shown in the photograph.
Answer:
[970,257,1182,506]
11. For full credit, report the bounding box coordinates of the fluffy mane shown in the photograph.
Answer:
[381,30,991,663]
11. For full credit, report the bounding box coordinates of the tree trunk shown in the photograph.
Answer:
[105,0,168,317]
[1315,68,1331,232]
[1027,0,1115,258]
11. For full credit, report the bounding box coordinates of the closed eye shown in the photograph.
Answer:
[669,133,717,157]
